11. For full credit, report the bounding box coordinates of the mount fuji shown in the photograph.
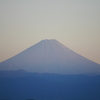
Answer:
[0,39,100,75]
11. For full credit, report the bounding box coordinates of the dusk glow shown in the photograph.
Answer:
[0,0,100,64]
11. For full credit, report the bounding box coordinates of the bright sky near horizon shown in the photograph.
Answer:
[0,0,100,64]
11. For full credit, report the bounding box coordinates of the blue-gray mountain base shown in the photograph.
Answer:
[0,70,100,100]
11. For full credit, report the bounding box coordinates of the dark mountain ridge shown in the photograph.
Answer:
[0,70,100,100]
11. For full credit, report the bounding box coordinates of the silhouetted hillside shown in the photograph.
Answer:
[0,70,100,100]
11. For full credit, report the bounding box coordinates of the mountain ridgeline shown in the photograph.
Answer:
[0,39,100,75]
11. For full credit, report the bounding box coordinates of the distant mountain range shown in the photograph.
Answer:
[0,39,100,75]
[0,70,100,100]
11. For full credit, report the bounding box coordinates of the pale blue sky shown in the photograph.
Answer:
[0,0,100,64]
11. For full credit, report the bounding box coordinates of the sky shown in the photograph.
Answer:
[0,0,100,64]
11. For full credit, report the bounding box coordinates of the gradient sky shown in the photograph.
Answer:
[0,0,100,64]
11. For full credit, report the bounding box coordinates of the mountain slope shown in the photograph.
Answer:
[0,39,100,74]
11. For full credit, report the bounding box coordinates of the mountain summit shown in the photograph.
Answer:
[0,39,100,74]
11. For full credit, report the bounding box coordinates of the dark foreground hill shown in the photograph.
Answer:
[0,39,100,75]
[0,70,100,100]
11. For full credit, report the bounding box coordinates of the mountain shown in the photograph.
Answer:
[0,39,100,100]
[0,39,100,75]
[0,70,100,100]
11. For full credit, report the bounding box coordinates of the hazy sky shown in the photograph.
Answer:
[0,0,100,64]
